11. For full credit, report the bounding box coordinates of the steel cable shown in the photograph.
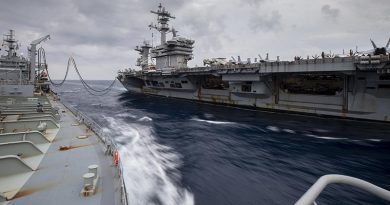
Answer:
[70,57,116,93]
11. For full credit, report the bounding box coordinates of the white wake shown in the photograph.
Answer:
[191,117,236,125]
[104,116,194,205]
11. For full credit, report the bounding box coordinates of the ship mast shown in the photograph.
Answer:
[147,3,194,70]
[149,3,175,45]
[2,30,19,58]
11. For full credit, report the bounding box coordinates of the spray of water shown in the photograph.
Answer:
[104,116,194,205]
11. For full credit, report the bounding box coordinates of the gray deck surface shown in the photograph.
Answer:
[7,97,121,205]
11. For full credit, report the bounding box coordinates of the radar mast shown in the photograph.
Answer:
[149,3,175,45]
[2,30,19,58]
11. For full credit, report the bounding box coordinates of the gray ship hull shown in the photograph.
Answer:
[0,84,34,96]
[120,85,390,122]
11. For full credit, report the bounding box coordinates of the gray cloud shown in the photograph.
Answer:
[321,4,340,22]
[249,10,282,32]
[246,0,266,6]
[1,0,389,79]
[178,3,226,52]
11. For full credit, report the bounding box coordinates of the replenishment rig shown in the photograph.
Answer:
[0,30,128,205]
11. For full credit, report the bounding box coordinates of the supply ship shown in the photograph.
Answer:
[0,30,128,204]
[117,3,390,123]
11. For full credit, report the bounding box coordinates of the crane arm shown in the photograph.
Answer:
[29,34,50,82]
[30,35,50,45]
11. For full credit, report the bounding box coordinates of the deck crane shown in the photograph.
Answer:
[29,34,50,82]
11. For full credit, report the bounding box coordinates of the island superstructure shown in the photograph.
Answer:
[117,4,390,123]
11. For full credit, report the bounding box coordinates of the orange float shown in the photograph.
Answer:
[114,150,119,166]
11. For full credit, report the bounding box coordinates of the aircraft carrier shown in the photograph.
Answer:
[117,3,390,123]
[0,30,128,204]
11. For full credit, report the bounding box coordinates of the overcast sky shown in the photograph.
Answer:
[1,0,389,80]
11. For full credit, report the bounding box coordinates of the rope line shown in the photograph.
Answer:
[38,47,116,95]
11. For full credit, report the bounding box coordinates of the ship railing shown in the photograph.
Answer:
[295,174,390,205]
[0,80,33,85]
[60,100,129,205]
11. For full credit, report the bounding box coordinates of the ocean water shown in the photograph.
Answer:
[53,80,390,205]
